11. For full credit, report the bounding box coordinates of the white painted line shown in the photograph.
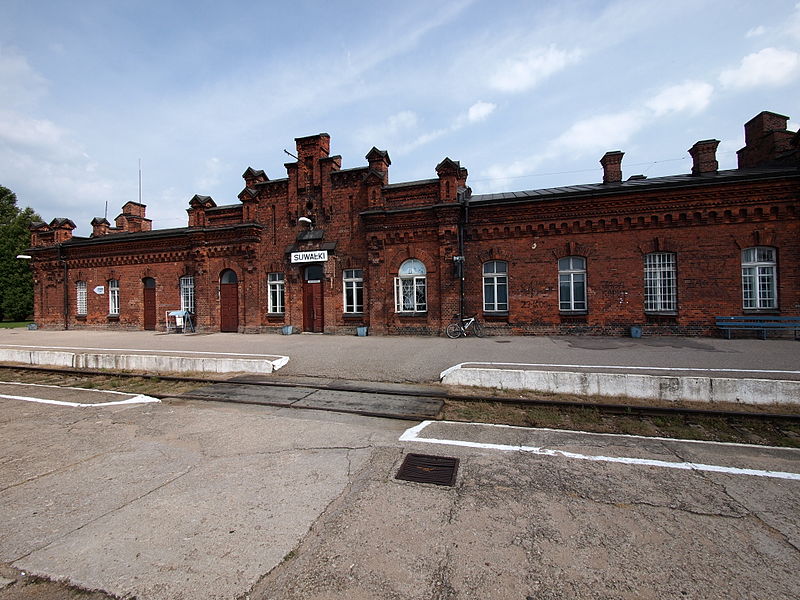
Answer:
[0,343,288,361]
[0,392,160,407]
[0,380,154,396]
[400,421,800,481]
[439,361,800,379]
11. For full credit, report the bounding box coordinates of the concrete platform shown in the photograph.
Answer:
[1,329,798,406]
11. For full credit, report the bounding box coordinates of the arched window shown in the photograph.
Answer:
[742,247,777,309]
[220,269,238,284]
[394,259,427,313]
[644,253,677,313]
[108,279,120,316]
[483,261,508,312]
[75,281,87,316]
[558,257,587,312]
[180,276,195,314]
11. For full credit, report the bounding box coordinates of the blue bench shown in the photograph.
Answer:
[716,315,800,340]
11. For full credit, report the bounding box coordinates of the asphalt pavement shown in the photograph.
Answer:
[1,328,798,382]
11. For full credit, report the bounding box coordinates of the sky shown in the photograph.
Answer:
[1,0,798,236]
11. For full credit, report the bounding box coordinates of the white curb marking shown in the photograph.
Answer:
[439,361,800,380]
[400,421,800,481]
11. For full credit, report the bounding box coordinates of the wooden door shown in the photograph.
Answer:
[302,282,324,332]
[143,278,156,330]
[220,270,239,332]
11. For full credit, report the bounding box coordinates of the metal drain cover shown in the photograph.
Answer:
[396,453,459,486]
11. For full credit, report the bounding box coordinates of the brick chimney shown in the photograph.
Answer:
[689,139,719,175]
[737,111,796,168]
[91,217,110,237]
[600,151,624,183]
[366,147,391,184]
[115,202,151,233]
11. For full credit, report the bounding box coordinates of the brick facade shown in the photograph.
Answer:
[27,111,800,336]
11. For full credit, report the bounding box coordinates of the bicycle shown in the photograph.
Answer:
[446,314,485,338]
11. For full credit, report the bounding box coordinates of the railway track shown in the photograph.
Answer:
[1,362,798,424]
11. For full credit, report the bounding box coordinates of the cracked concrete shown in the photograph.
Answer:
[2,390,799,599]
[0,392,407,599]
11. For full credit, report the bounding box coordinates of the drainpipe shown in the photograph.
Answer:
[59,244,69,330]
[455,188,469,321]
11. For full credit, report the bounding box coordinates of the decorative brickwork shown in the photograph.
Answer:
[26,111,800,336]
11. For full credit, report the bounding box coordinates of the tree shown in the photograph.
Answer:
[0,186,42,321]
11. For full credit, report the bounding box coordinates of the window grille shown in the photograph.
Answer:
[644,253,676,312]
[179,276,195,314]
[558,256,587,311]
[76,281,87,316]
[108,279,120,316]
[394,259,427,313]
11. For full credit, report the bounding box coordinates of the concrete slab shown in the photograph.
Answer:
[184,383,444,420]
[294,389,444,419]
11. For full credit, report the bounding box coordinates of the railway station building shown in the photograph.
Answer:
[26,110,800,336]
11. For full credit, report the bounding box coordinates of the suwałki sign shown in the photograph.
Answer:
[290,250,328,263]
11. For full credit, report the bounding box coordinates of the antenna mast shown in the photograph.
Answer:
[138,158,142,203]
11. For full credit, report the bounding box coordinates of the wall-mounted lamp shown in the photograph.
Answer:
[16,254,32,260]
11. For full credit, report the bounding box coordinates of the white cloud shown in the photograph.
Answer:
[489,45,582,93]
[0,46,48,108]
[0,109,80,162]
[195,157,225,191]
[745,25,766,38]
[719,47,800,89]
[645,81,713,117]
[467,101,496,123]
[553,110,647,154]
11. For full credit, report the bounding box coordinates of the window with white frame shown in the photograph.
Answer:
[343,269,363,313]
[268,272,285,313]
[180,275,195,314]
[76,281,87,316]
[108,279,120,316]
[483,261,508,312]
[558,256,587,311]
[644,252,677,312]
[742,247,777,309]
[394,259,427,313]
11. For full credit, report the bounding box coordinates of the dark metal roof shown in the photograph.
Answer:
[383,178,438,190]
[469,167,798,205]
[206,203,242,212]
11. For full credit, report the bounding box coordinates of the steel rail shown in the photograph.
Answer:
[1,363,798,423]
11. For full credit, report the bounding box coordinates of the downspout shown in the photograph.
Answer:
[456,188,469,321]
[59,243,69,330]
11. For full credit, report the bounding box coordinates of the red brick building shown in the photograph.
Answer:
[26,111,800,336]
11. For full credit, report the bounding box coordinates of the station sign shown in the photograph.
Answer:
[290,250,328,264]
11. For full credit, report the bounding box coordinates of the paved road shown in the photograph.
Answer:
[1,382,798,599]
[2,329,799,381]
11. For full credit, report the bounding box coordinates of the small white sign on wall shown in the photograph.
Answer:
[94,286,105,295]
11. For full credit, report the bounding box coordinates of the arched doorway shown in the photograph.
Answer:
[142,277,156,330]
[219,269,239,332]
[303,264,324,333]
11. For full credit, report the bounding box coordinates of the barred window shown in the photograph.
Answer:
[644,253,677,312]
[108,279,120,316]
[394,259,427,313]
[180,276,195,314]
[268,272,285,314]
[343,269,364,313]
[742,247,776,309]
[558,256,587,312]
[483,261,508,312]
[76,281,87,316]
